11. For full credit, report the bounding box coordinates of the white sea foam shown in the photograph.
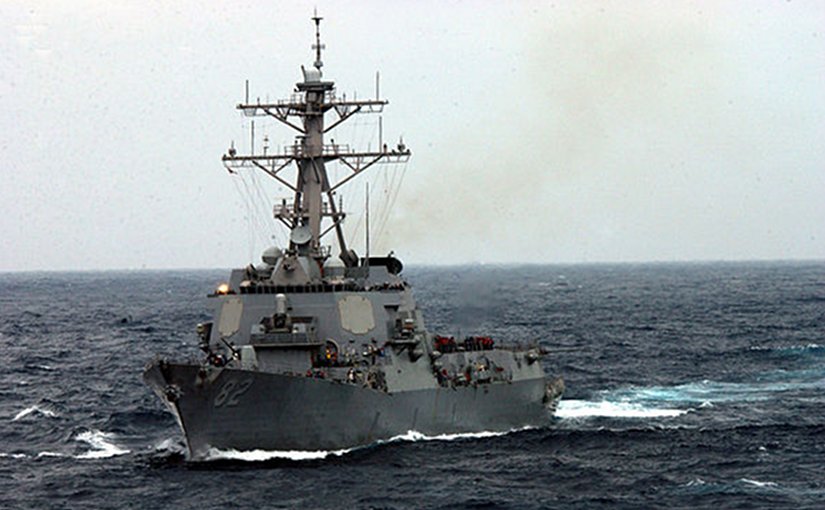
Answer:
[740,478,778,488]
[0,453,28,459]
[204,427,534,462]
[74,430,130,459]
[556,399,688,419]
[153,437,184,453]
[600,375,825,408]
[749,343,823,352]
[12,405,58,421]
[205,446,352,461]
[380,428,532,444]
[2,450,91,460]
[684,477,706,487]
[553,370,825,421]
[36,451,65,458]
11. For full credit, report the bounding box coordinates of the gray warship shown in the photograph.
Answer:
[144,14,564,460]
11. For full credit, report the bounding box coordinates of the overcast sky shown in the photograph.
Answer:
[2,1,823,271]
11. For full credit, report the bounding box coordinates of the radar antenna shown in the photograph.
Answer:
[312,9,324,71]
[222,14,410,270]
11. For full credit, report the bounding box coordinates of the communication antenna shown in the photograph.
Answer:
[312,9,324,71]
[365,181,371,263]
[222,13,412,263]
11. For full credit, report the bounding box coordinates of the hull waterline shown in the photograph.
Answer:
[145,360,563,460]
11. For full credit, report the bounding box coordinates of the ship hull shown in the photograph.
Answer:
[144,360,563,460]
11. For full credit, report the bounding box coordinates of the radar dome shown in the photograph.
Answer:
[325,258,345,269]
[324,257,346,278]
[261,246,283,265]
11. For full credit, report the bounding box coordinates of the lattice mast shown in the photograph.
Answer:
[222,13,410,267]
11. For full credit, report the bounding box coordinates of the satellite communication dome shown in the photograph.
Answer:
[261,246,283,265]
[325,258,345,269]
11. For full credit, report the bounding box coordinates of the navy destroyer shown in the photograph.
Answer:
[144,14,564,460]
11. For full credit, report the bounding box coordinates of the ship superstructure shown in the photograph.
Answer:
[144,15,563,459]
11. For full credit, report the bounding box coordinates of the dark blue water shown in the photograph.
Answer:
[1,262,823,509]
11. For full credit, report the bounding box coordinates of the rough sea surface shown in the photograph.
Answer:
[1,262,823,509]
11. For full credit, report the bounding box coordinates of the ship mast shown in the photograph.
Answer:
[222,13,410,270]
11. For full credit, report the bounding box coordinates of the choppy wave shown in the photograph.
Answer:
[74,430,130,459]
[0,451,65,460]
[12,405,58,421]
[37,451,66,458]
[25,364,56,372]
[0,452,28,459]
[740,478,778,488]
[152,437,185,454]
[593,375,824,407]
[681,477,782,493]
[3,264,824,508]
[556,370,825,420]
[556,399,688,419]
[749,343,823,353]
[2,431,131,461]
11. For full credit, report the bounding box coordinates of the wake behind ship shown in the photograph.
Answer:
[144,14,564,460]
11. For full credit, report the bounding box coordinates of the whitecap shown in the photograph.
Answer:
[153,437,183,452]
[556,399,688,419]
[740,478,778,488]
[605,377,823,406]
[36,451,65,458]
[750,343,822,352]
[74,430,130,459]
[12,405,58,421]
[0,453,28,459]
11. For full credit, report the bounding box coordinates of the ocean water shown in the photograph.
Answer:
[1,262,823,509]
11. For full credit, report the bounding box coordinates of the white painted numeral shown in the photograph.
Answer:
[214,378,253,408]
